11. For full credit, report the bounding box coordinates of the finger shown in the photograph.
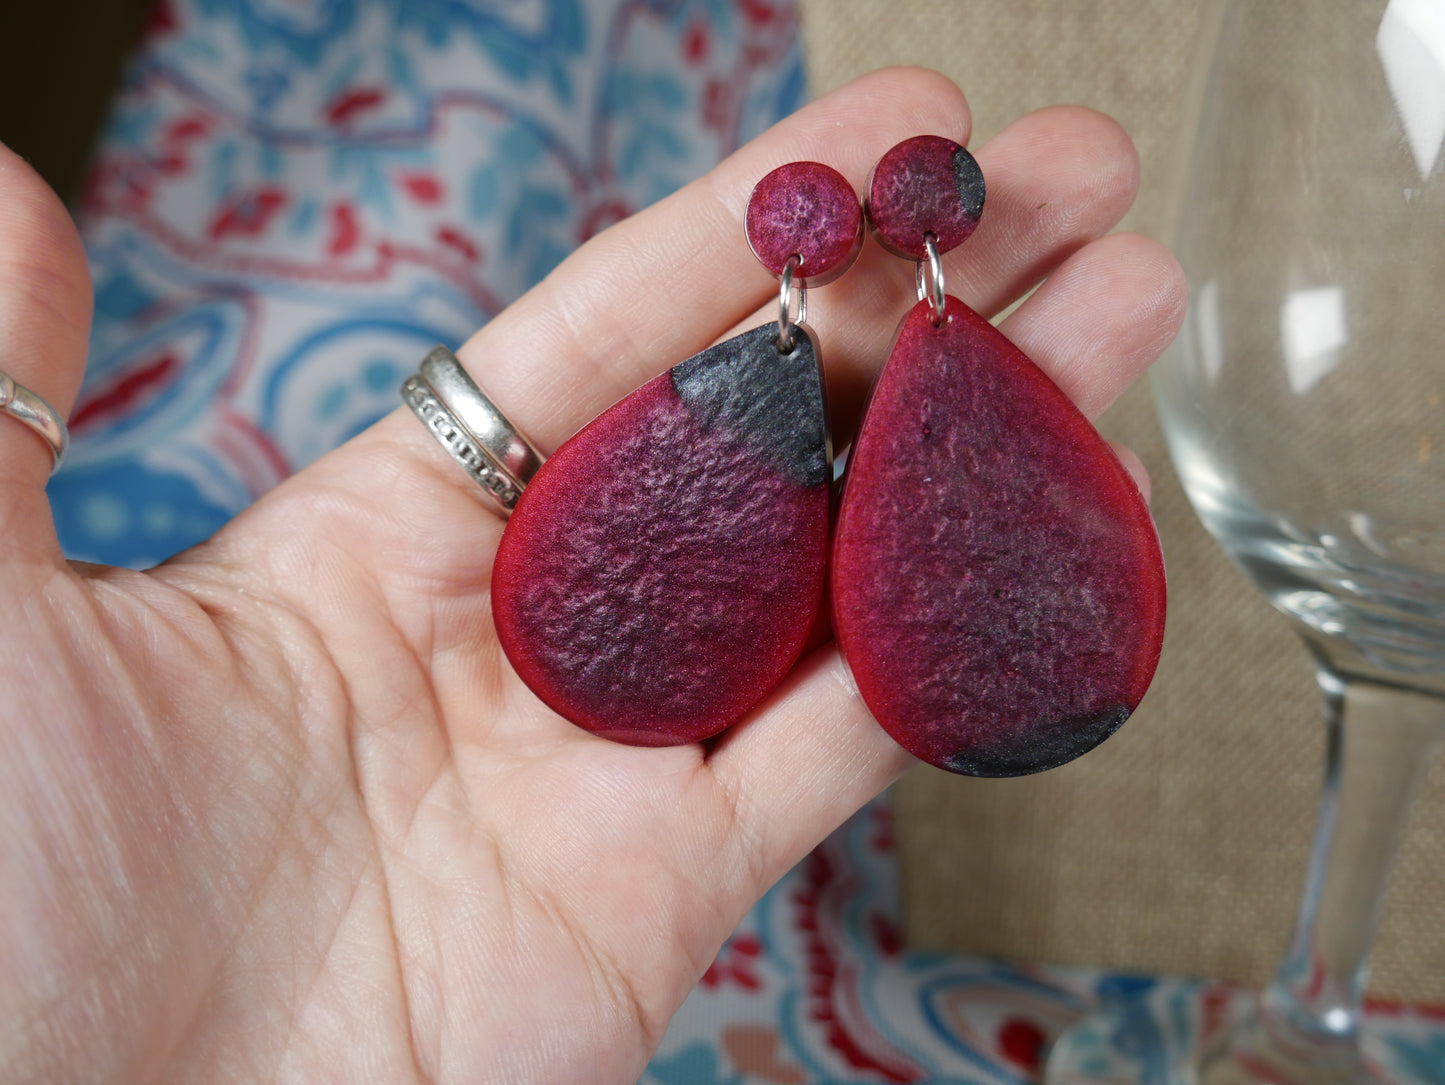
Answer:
[818,104,1142,344]
[0,144,91,560]
[957,105,1141,317]
[706,646,911,896]
[997,231,1186,420]
[1110,441,1153,503]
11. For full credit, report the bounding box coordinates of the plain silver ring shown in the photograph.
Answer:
[0,370,68,475]
[402,347,544,517]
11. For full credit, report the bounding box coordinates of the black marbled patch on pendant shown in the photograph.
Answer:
[952,146,986,221]
[671,322,829,488]
[944,705,1132,778]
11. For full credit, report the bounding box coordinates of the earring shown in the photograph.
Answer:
[492,162,863,746]
[832,136,1167,777]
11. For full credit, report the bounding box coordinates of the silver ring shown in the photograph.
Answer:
[777,255,807,353]
[915,233,946,325]
[401,346,544,517]
[0,370,68,475]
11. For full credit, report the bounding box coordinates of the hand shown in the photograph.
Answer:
[0,68,1184,1083]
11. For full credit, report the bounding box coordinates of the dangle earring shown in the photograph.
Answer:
[831,136,1167,777]
[492,162,863,746]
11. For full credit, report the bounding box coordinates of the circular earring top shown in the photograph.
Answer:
[746,161,863,287]
[866,135,985,259]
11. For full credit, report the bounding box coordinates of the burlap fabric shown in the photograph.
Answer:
[802,0,1445,1003]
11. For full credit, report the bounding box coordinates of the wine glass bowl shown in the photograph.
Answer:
[1162,0,1445,685]
[1049,1,1445,1082]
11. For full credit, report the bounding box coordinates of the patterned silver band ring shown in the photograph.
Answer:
[401,347,544,516]
[0,370,68,475]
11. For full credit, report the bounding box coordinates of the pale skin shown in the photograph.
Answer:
[0,69,1185,1083]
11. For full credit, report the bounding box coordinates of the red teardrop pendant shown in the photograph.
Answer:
[492,323,832,746]
[832,296,1166,776]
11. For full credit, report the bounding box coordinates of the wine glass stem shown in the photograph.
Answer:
[1257,662,1445,1062]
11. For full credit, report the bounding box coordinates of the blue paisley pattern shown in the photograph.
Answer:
[56,3,1444,1081]
[61,0,802,565]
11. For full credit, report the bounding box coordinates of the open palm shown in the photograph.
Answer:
[1,68,1184,1083]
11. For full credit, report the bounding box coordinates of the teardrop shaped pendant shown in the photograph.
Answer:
[492,161,864,745]
[832,294,1167,776]
[492,321,832,745]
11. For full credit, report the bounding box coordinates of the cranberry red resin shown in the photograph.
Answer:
[493,323,831,746]
[832,298,1166,776]
[746,161,863,286]
[867,135,985,259]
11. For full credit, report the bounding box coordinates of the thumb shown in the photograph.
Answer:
[0,143,91,560]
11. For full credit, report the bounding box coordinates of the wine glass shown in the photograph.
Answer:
[1047,1,1445,1082]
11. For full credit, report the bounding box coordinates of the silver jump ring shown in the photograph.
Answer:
[777,254,808,353]
[0,370,68,475]
[915,233,946,326]
[401,346,544,517]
